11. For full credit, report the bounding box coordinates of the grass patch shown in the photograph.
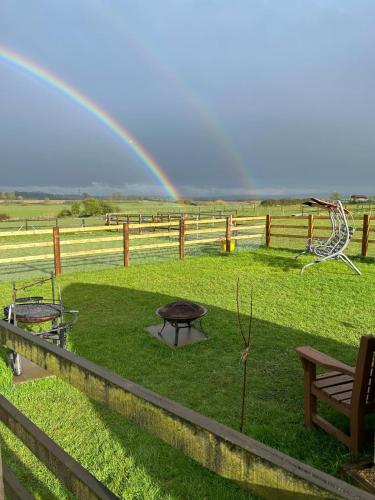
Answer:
[0,247,374,498]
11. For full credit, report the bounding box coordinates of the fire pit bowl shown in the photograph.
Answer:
[4,302,63,324]
[147,301,207,347]
[156,301,207,323]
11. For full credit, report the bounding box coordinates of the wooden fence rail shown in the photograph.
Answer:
[0,396,118,499]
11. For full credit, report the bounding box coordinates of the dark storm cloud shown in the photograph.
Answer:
[0,0,374,197]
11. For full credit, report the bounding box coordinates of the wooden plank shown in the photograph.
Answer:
[312,414,351,448]
[270,233,308,239]
[270,215,309,220]
[61,231,178,244]
[0,241,53,250]
[184,227,226,236]
[185,236,223,245]
[0,228,52,237]
[60,225,120,234]
[271,225,308,229]
[185,217,227,226]
[185,237,220,245]
[234,234,264,241]
[232,216,266,222]
[60,247,121,258]
[0,396,118,499]
[130,231,175,240]
[61,236,122,245]
[233,224,265,231]
[131,241,180,251]
[3,463,33,500]
[0,253,54,264]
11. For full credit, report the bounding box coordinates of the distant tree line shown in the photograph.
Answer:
[58,198,117,218]
[260,198,309,206]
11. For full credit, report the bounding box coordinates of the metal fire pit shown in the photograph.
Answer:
[3,273,79,378]
[155,301,207,347]
[4,302,62,324]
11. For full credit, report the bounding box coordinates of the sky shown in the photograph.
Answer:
[0,0,374,199]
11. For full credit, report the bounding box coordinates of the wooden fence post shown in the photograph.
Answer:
[265,214,272,247]
[123,223,130,267]
[226,215,232,252]
[53,227,61,277]
[308,214,314,241]
[362,214,370,257]
[179,218,185,259]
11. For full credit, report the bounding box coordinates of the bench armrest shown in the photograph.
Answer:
[296,346,355,377]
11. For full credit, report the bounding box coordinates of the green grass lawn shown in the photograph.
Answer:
[0,247,374,499]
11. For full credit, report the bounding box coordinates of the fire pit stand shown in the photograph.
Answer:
[146,301,207,348]
[3,273,78,378]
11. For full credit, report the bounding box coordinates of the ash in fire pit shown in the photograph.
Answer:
[146,301,207,348]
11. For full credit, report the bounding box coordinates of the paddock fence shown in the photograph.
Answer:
[0,213,373,278]
[0,216,266,276]
[265,213,375,256]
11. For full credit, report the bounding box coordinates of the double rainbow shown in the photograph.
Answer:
[0,46,180,200]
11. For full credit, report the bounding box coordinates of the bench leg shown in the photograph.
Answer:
[302,360,316,426]
[350,411,365,454]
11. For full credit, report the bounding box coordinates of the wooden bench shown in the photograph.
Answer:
[296,335,375,453]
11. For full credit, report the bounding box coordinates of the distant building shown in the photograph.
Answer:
[350,194,369,203]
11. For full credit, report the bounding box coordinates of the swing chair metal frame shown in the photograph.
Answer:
[295,198,361,275]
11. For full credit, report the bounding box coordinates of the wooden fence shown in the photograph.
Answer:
[0,216,266,276]
[0,395,117,499]
[265,214,375,256]
[1,213,374,278]
[0,320,372,499]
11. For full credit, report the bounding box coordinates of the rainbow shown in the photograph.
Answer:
[0,46,180,200]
